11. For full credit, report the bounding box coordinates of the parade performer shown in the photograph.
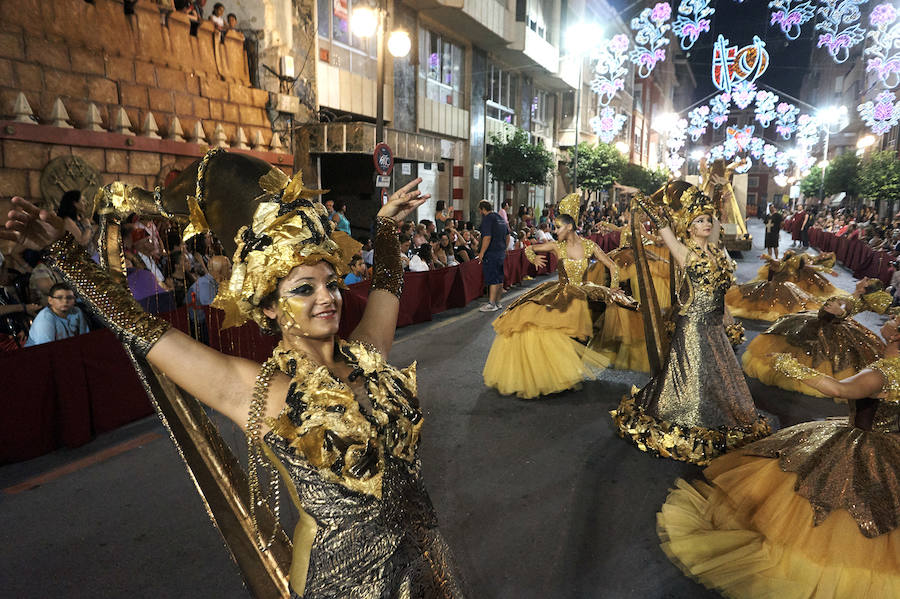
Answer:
[2,171,468,597]
[483,193,635,399]
[725,250,824,322]
[699,157,748,239]
[755,250,844,298]
[590,212,672,373]
[656,316,900,599]
[742,278,891,396]
[611,184,770,465]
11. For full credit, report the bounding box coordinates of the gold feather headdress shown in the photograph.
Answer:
[212,169,361,330]
[558,193,581,226]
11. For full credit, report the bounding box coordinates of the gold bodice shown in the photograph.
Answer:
[677,242,735,315]
[557,238,596,285]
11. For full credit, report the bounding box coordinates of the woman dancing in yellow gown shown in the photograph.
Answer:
[755,250,844,298]
[725,250,824,322]
[657,316,900,598]
[742,278,891,396]
[483,194,635,399]
[611,184,770,464]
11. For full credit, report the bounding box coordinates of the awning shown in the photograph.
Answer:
[613,183,639,194]
[299,122,446,163]
[828,192,846,206]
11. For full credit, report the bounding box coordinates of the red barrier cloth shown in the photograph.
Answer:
[0,329,150,463]
[809,228,896,286]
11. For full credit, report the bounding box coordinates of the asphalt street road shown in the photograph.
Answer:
[1,218,866,598]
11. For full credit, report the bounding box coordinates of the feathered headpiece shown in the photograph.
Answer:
[212,168,361,330]
[558,193,581,226]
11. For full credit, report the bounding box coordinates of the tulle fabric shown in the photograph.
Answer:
[741,334,857,398]
[725,282,821,322]
[483,297,609,399]
[658,455,900,599]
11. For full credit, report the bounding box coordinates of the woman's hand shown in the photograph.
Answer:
[1,197,66,250]
[377,178,430,223]
[532,254,547,269]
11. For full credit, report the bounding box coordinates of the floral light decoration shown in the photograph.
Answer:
[630,3,672,79]
[726,125,755,152]
[666,117,688,172]
[775,102,800,139]
[710,93,731,129]
[687,105,710,141]
[590,34,630,107]
[815,0,868,64]
[775,150,792,174]
[712,34,769,93]
[673,0,713,50]
[769,0,816,41]
[732,80,758,109]
[723,138,739,159]
[709,145,725,160]
[754,90,779,127]
[735,157,753,173]
[858,90,900,134]
[796,113,820,149]
[749,136,766,159]
[865,3,900,88]
[762,143,779,166]
[591,107,629,143]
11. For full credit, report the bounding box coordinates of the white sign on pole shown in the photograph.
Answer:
[375,175,391,188]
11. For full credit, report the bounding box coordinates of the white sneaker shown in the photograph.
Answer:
[479,302,500,312]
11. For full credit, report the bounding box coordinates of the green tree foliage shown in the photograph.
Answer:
[566,142,626,194]
[859,151,900,205]
[486,129,554,187]
[822,151,859,197]
[619,162,670,195]
[800,165,823,199]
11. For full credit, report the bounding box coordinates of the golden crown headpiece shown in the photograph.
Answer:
[671,185,716,239]
[558,193,581,226]
[212,168,361,330]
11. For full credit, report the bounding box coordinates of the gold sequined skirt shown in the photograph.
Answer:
[657,422,900,598]
[725,281,822,322]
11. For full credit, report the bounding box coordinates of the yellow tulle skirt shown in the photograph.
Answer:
[742,334,861,397]
[658,454,900,599]
[483,295,609,399]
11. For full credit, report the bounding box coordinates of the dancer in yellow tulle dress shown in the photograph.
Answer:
[742,278,891,396]
[589,213,672,372]
[657,316,900,599]
[483,194,636,399]
[755,250,845,298]
[611,183,770,465]
[725,250,825,321]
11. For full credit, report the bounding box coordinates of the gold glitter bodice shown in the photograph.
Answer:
[677,243,735,317]
[557,238,596,285]
[869,357,900,434]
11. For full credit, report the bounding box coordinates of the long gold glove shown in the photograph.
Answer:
[524,246,538,265]
[609,265,619,289]
[371,216,403,298]
[773,353,821,381]
[45,233,170,356]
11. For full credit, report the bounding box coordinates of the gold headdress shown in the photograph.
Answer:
[212,169,361,330]
[558,193,581,226]
[672,185,716,239]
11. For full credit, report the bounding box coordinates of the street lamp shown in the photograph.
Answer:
[565,24,603,192]
[615,141,630,155]
[351,2,411,144]
[815,105,848,203]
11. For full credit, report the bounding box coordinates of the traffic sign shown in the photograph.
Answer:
[380,188,390,205]
[373,142,394,175]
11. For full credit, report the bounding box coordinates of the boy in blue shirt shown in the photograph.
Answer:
[25,283,89,346]
[344,255,368,285]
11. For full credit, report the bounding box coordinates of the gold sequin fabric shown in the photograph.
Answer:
[264,340,467,598]
[757,252,843,298]
[45,233,170,356]
[612,245,770,464]
[371,217,404,298]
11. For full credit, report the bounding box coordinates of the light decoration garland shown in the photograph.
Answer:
[630,3,672,79]
[858,90,900,134]
[726,125,756,151]
[865,3,900,88]
[687,105,710,141]
[755,90,779,127]
[666,117,688,172]
[749,136,766,159]
[775,101,800,139]
[815,0,868,64]
[673,0,714,50]
[710,93,731,129]
[711,34,769,93]
[732,80,758,109]
[796,113,821,149]
[762,143,779,166]
[590,34,630,107]
[591,107,629,143]
[769,0,816,41]
[775,150,791,174]
[709,145,725,160]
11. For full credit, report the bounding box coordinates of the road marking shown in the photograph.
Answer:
[3,431,163,495]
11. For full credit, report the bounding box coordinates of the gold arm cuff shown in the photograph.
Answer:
[773,353,821,381]
[524,246,538,265]
[45,233,170,357]
[609,266,619,289]
[371,216,403,298]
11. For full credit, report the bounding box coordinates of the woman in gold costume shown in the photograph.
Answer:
[589,211,672,372]
[724,252,823,322]
[742,278,891,396]
[700,157,748,239]
[755,250,844,298]
[482,193,635,399]
[611,184,770,465]
[657,317,900,598]
[2,172,467,597]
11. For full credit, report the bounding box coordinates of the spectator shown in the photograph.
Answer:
[207,255,232,286]
[24,283,89,347]
[226,12,238,30]
[324,198,335,218]
[477,200,509,312]
[57,190,95,249]
[409,243,433,272]
[536,222,553,243]
[434,232,457,267]
[28,254,63,306]
[0,255,38,348]
[358,236,374,267]
[331,199,352,234]
[435,200,450,233]
[399,234,412,269]
[499,199,511,228]
[344,255,368,285]
[210,2,226,31]
[412,224,428,248]
[421,219,436,236]
[763,204,783,258]
[133,229,169,290]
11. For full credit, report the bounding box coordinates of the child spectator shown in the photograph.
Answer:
[24,283,89,347]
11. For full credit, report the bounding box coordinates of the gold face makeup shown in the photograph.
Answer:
[274,264,343,339]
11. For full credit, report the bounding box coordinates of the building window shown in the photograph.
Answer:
[532,89,555,139]
[526,0,554,42]
[748,175,759,188]
[633,85,644,114]
[420,28,465,107]
[561,91,575,122]
[316,0,376,78]
[488,64,517,124]
[747,192,757,205]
